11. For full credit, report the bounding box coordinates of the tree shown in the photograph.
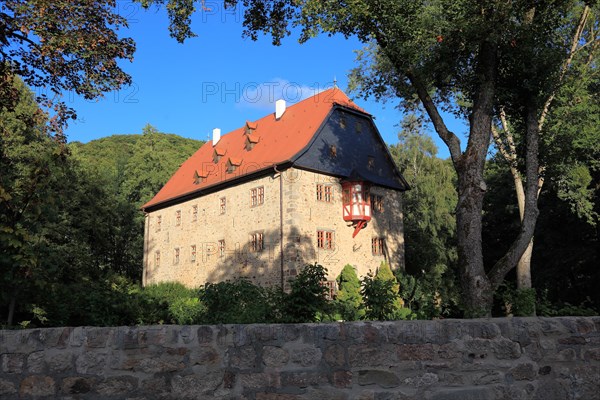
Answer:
[361,262,412,320]
[136,0,597,315]
[490,5,598,293]
[0,0,135,137]
[284,263,330,323]
[390,116,461,317]
[334,264,363,321]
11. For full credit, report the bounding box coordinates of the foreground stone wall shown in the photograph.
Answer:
[1,317,599,399]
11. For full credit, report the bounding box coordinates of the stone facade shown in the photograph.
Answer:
[2,317,600,399]
[143,167,404,289]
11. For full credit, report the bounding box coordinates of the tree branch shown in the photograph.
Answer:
[404,70,463,165]
[488,105,540,288]
[538,4,590,132]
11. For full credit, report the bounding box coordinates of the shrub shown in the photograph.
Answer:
[334,264,364,321]
[361,262,414,320]
[200,279,280,324]
[140,282,203,325]
[284,262,331,322]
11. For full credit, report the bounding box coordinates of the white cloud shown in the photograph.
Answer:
[238,78,332,110]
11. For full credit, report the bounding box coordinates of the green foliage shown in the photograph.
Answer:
[141,282,204,325]
[495,284,536,317]
[200,279,282,324]
[360,264,414,321]
[396,271,460,320]
[389,119,461,316]
[535,288,598,317]
[334,264,364,321]
[284,263,331,323]
[0,77,206,326]
[0,1,135,136]
[361,273,403,321]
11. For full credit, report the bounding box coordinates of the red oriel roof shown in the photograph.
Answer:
[142,88,367,210]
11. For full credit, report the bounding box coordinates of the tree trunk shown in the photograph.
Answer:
[516,239,533,289]
[456,165,494,316]
[7,287,16,326]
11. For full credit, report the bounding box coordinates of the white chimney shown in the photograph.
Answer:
[275,99,286,120]
[212,128,221,145]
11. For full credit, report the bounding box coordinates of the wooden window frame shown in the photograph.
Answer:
[250,232,264,253]
[371,237,385,256]
[317,230,334,250]
[317,184,333,203]
[220,197,226,215]
[251,186,264,207]
[218,239,225,257]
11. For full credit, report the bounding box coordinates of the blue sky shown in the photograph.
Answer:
[63,1,466,159]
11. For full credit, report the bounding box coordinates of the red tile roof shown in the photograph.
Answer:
[142,88,367,210]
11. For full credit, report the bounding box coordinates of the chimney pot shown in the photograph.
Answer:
[212,128,221,145]
[275,99,286,120]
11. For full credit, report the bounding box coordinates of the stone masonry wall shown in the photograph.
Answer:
[2,317,600,399]
[143,166,405,291]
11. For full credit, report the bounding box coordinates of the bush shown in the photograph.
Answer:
[361,263,414,321]
[334,264,364,321]
[200,279,281,324]
[140,282,204,325]
[495,283,536,317]
[536,289,598,317]
[284,263,331,322]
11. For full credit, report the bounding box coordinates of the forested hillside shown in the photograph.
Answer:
[0,78,204,326]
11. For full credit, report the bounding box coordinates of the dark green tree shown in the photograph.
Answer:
[0,0,135,136]
[284,263,330,323]
[390,116,461,317]
[334,264,363,321]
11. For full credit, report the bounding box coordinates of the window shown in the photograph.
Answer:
[213,148,224,163]
[251,232,264,252]
[156,216,162,232]
[155,251,160,267]
[316,184,333,203]
[355,121,363,134]
[227,160,237,174]
[330,144,337,158]
[251,186,264,207]
[192,205,198,222]
[191,245,196,262]
[367,156,375,170]
[372,237,385,256]
[193,170,203,185]
[220,197,226,215]
[174,248,180,264]
[322,280,337,300]
[317,230,334,250]
[370,194,384,213]
[176,210,181,226]
[218,240,225,257]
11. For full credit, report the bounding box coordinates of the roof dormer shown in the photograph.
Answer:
[226,157,242,174]
[213,147,226,163]
[245,121,258,135]
[193,170,208,185]
[245,133,260,151]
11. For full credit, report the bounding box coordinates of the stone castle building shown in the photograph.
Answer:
[141,88,409,291]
